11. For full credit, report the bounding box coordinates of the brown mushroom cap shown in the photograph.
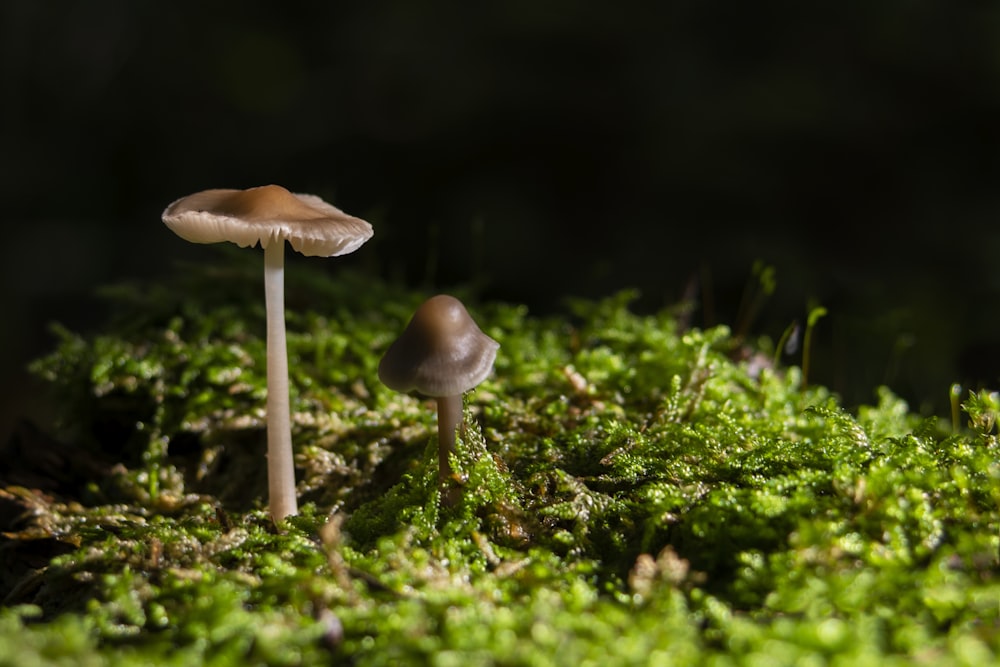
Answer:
[162,184,373,256]
[378,294,500,397]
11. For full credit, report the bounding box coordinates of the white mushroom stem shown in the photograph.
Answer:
[435,395,463,484]
[264,239,298,522]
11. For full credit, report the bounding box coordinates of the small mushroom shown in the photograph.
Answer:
[378,295,499,485]
[162,184,373,522]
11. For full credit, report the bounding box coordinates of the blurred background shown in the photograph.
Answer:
[2,0,999,441]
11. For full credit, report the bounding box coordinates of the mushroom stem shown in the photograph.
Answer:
[435,395,463,484]
[264,239,298,522]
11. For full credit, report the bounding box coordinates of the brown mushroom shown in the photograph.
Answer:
[378,294,499,485]
[162,184,373,522]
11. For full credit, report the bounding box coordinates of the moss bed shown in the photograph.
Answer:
[1,252,997,666]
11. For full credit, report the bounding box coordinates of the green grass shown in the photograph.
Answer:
[3,250,998,666]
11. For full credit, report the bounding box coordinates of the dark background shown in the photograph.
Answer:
[3,1,999,442]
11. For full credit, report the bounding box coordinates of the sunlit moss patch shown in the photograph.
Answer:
[3,255,997,665]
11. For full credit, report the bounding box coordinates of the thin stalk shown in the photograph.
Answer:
[801,306,827,391]
[264,240,297,522]
[436,395,463,485]
[773,320,799,368]
[950,383,963,433]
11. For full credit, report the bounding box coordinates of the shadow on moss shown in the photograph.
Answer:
[1,260,997,665]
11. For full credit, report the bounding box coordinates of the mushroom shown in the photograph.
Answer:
[378,294,499,485]
[162,184,373,522]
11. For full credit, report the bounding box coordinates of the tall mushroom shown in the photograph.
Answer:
[162,184,373,522]
[378,295,499,485]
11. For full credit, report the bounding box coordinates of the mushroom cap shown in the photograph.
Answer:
[378,294,500,397]
[162,184,373,257]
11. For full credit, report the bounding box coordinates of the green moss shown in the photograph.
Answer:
[3,254,998,665]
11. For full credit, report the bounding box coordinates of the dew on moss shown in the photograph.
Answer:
[4,260,999,665]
